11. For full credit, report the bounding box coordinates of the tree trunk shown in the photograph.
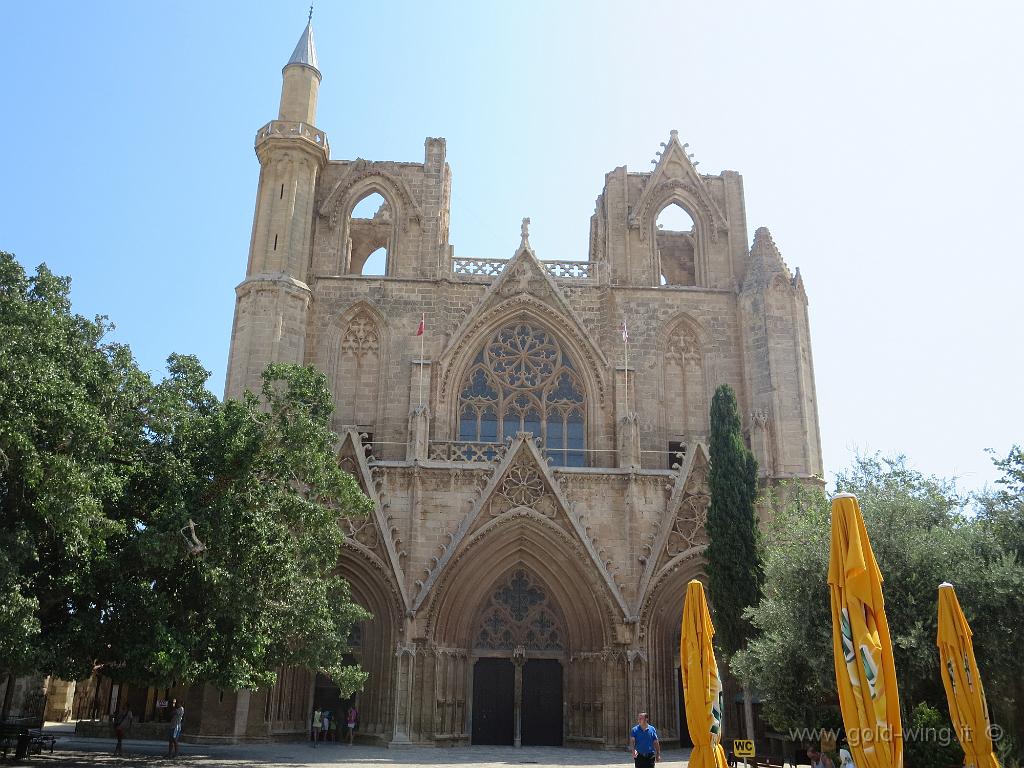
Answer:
[1,673,15,720]
[722,667,742,743]
[742,684,756,745]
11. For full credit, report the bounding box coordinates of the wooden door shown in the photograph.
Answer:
[521,659,563,746]
[471,658,514,745]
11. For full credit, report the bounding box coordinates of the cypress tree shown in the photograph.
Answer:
[706,384,763,738]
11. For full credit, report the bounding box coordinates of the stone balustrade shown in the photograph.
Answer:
[255,120,329,153]
[451,257,596,282]
[428,441,506,463]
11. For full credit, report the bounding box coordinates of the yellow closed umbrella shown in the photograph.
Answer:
[828,493,903,768]
[680,579,728,768]
[937,583,1001,768]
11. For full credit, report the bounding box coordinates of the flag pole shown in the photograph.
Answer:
[419,312,425,408]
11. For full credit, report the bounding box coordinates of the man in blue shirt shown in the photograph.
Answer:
[630,712,661,768]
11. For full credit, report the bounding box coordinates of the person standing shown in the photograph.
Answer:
[112,705,133,755]
[630,712,661,768]
[807,746,836,768]
[167,698,184,758]
[346,705,358,745]
[320,709,330,743]
[311,708,322,748]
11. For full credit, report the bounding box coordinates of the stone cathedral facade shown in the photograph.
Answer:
[208,21,823,746]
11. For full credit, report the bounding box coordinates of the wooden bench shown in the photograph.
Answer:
[28,728,57,754]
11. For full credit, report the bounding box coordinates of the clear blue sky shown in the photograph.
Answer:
[2,1,1021,491]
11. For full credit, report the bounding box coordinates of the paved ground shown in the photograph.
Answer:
[25,725,694,768]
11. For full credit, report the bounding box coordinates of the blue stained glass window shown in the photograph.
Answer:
[459,405,478,441]
[479,408,498,442]
[566,411,585,467]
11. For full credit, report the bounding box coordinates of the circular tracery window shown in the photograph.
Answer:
[457,322,586,466]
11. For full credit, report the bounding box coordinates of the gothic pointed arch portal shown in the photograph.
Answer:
[469,566,566,747]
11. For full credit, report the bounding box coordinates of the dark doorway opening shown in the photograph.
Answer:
[522,659,563,746]
[471,658,514,745]
[678,667,693,748]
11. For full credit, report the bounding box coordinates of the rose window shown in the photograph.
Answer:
[457,322,586,467]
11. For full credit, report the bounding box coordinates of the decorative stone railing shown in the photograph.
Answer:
[451,257,596,282]
[451,257,508,278]
[542,260,594,280]
[428,441,506,463]
[255,120,329,153]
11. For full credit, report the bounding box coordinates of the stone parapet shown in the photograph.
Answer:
[254,120,329,158]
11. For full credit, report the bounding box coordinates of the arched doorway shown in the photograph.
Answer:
[427,511,613,746]
[643,556,706,748]
[470,568,565,746]
[336,552,400,742]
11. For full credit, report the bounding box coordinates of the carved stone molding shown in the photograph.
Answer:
[319,160,424,230]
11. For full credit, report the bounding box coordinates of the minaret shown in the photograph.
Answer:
[225,18,328,399]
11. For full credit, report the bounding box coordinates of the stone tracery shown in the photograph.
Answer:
[457,322,585,466]
[474,569,565,651]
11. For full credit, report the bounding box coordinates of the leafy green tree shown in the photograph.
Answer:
[903,703,964,768]
[732,454,1024,765]
[976,446,1024,760]
[705,384,762,737]
[0,252,372,703]
[0,252,147,683]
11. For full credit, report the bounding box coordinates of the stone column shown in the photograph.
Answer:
[512,646,526,747]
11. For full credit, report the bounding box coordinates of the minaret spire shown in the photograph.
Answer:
[286,16,319,72]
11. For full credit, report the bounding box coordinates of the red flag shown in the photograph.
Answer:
[416,313,425,336]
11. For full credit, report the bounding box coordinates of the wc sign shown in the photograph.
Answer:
[733,739,755,757]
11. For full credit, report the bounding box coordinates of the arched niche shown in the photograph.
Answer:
[322,301,388,434]
[660,314,712,440]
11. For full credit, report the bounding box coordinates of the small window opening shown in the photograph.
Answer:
[668,440,687,470]
[346,192,392,276]
[279,183,284,199]
[656,204,696,286]
[359,431,374,461]
[273,234,278,251]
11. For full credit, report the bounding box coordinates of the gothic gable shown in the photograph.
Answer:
[634,442,710,615]
[629,130,728,242]
[336,430,410,612]
[411,434,628,618]
[437,242,610,408]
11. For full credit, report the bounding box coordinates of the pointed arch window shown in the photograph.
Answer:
[457,322,586,467]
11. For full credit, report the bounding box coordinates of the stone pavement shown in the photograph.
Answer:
[30,725,694,768]
[26,743,692,768]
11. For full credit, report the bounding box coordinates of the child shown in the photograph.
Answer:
[346,705,359,745]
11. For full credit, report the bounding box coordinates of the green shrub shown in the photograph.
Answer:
[903,702,964,768]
